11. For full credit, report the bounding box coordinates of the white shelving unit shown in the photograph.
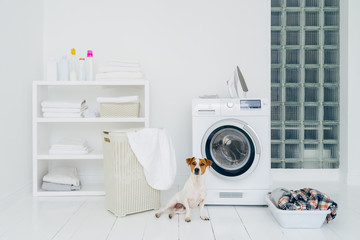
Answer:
[32,80,149,196]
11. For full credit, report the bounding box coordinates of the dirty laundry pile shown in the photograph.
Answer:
[271,188,338,223]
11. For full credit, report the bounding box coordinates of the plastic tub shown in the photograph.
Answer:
[266,194,330,228]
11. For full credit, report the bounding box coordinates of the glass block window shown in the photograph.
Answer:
[271,0,340,169]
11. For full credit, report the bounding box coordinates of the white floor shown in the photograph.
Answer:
[0,181,359,240]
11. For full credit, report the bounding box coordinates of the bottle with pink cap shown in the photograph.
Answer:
[86,50,94,81]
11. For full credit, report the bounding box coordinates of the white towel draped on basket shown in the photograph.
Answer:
[127,128,176,191]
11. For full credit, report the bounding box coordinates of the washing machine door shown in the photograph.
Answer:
[201,119,261,178]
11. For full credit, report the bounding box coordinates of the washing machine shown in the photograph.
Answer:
[192,98,270,205]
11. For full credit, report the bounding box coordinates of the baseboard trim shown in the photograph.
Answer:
[0,183,32,212]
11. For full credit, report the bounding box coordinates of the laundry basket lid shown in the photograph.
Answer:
[103,128,143,142]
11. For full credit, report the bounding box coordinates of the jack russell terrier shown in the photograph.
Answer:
[155,157,212,222]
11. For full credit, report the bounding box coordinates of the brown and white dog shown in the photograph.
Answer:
[155,157,212,222]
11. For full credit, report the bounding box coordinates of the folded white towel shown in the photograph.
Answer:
[41,100,86,109]
[50,145,89,152]
[96,78,144,82]
[127,128,177,190]
[42,106,88,113]
[98,66,141,73]
[43,112,83,118]
[97,96,139,103]
[110,59,139,64]
[108,62,141,68]
[43,167,80,186]
[49,149,89,155]
[96,72,143,79]
[42,181,81,191]
[49,138,90,154]
[51,138,88,148]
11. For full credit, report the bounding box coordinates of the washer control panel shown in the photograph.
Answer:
[221,98,269,116]
[226,101,235,108]
[240,99,261,109]
[192,98,269,116]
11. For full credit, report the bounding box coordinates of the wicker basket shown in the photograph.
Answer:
[102,130,160,217]
[100,102,140,117]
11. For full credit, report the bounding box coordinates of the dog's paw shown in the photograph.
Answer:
[155,213,161,218]
[185,217,191,222]
[200,215,210,221]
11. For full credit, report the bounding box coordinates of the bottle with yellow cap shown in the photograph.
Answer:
[70,48,77,81]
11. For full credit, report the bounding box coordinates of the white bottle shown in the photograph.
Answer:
[70,48,77,81]
[46,58,57,81]
[58,56,69,81]
[78,58,86,81]
[86,50,94,81]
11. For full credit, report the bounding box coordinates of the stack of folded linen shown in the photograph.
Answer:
[42,166,81,191]
[49,138,91,155]
[96,58,144,81]
[41,99,87,118]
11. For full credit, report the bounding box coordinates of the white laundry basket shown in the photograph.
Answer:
[266,194,330,228]
[103,129,160,217]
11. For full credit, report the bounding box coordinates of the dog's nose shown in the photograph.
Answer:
[194,168,200,175]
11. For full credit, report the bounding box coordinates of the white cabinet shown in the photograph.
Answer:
[32,80,149,196]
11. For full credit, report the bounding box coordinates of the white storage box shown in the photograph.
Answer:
[100,102,140,117]
[266,194,330,229]
[97,96,140,117]
[102,130,160,217]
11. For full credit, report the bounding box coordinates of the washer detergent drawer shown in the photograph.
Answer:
[192,103,220,116]
[205,189,268,205]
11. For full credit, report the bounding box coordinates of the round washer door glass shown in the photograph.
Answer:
[205,125,256,177]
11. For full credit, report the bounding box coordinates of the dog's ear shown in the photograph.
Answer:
[186,157,195,166]
[205,158,212,167]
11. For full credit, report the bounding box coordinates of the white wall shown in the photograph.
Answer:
[346,0,360,184]
[0,0,43,205]
[43,0,270,177]
[339,0,349,183]
[0,0,357,204]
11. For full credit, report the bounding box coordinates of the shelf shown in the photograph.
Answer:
[36,191,104,196]
[33,79,149,196]
[35,183,105,196]
[37,153,104,160]
[34,80,148,86]
[36,117,146,123]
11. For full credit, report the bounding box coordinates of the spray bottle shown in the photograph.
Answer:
[86,50,94,81]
